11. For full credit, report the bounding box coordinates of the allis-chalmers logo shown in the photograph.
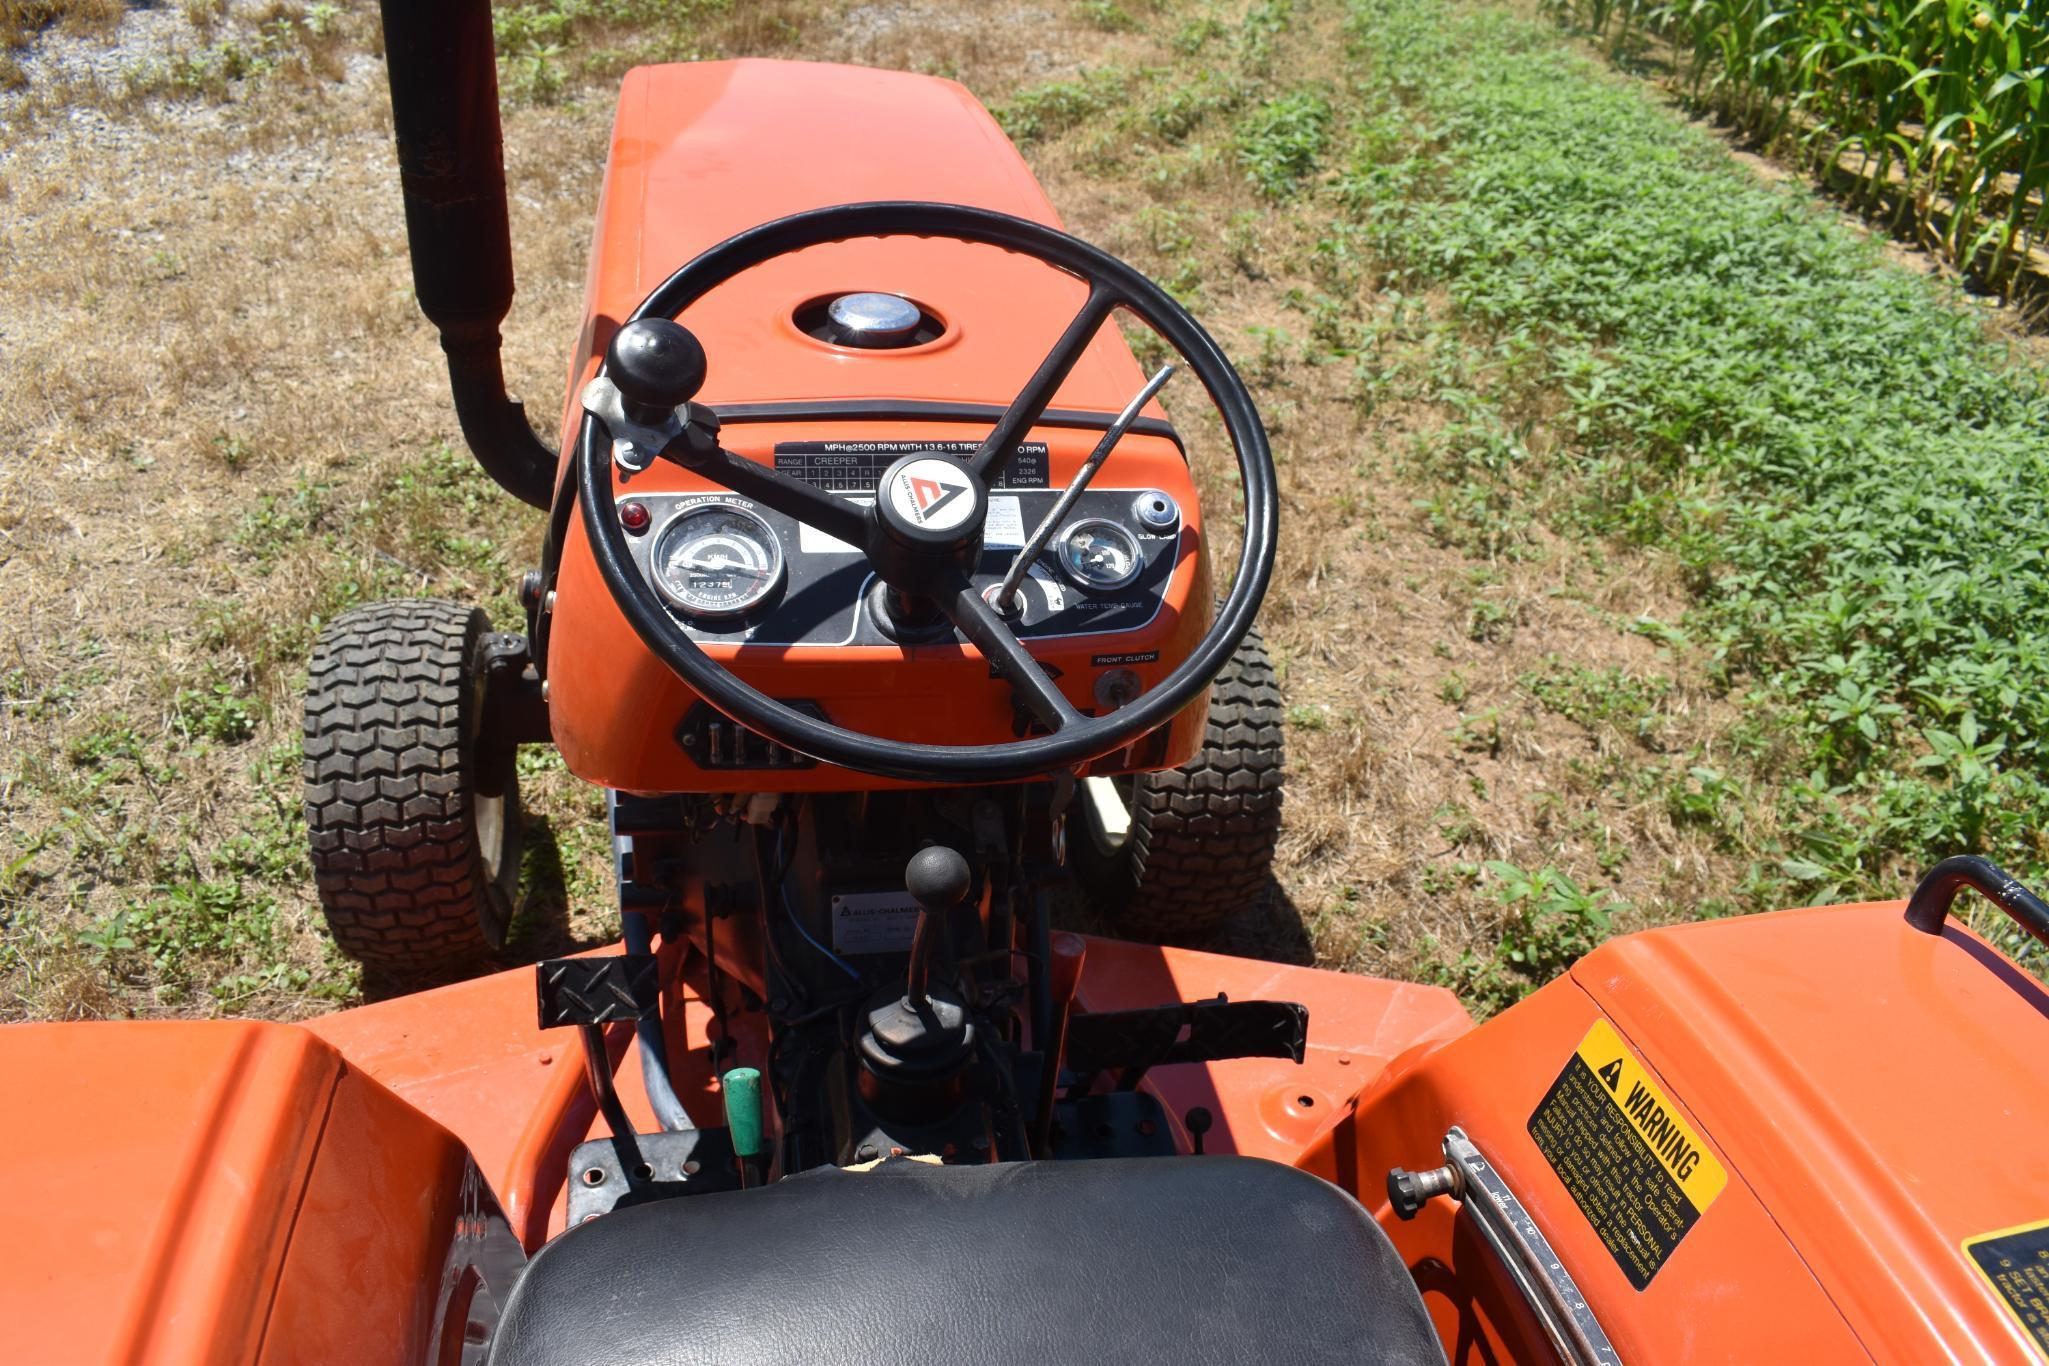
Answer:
[891,457,977,531]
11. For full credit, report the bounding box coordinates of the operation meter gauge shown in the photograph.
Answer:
[1056,518,1143,592]
[649,501,786,619]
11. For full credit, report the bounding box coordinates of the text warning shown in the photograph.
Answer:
[1527,1017,1728,1289]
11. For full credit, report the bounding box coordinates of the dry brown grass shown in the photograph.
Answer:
[3,0,121,50]
[0,0,1755,1020]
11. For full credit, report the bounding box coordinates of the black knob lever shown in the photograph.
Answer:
[606,318,708,426]
[1386,1162,1460,1220]
[855,846,977,1125]
[904,846,971,1006]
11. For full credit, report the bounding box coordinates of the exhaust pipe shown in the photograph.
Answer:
[376,0,555,511]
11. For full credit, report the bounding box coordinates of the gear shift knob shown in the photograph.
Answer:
[905,845,972,912]
[855,845,979,1120]
[606,318,707,424]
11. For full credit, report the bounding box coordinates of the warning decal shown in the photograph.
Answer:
[1527,1018,1729,1289]
[1964,1219,2049,1353]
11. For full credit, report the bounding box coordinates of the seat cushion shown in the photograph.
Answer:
[490,1155,1446,1366]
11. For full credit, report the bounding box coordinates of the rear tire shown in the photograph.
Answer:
[1077,626,1284,939]
[302,599,521,976]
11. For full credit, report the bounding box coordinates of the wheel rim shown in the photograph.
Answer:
[1082,774,1137,857]
[465,661,517,947]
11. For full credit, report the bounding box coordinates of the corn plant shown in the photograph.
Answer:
[1545,0,2049,295]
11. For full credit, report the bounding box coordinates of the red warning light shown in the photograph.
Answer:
[619,500,651,533]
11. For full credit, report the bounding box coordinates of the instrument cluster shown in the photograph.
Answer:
[617,481,1181,649]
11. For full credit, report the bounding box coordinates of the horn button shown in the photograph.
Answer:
[873,453,986,553]
[865,452,988,614]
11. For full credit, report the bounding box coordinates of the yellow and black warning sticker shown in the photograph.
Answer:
[1527,1018,1728,1289]
[1964,1218,2049,1354]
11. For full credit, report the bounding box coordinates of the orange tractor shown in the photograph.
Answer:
[6,2,2049,1362]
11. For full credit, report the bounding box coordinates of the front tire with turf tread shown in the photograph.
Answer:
[1079,626,1284,939]
[303,599,521,977]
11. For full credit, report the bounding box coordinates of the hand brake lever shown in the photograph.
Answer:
[985,363,1175,617]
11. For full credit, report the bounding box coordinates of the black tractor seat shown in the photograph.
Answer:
[489,1154,1447,1366]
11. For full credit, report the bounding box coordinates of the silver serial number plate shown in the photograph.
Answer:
[830,891,923,955]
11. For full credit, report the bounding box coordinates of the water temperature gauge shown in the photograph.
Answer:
[1056,518,1143,592]
[649,501,786,619]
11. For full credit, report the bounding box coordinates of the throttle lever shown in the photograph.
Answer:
[987,363,1175,616]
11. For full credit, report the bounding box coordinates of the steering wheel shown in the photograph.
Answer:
[575,202,1277,784]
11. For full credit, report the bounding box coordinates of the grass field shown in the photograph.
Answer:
[2,0,2042,1021]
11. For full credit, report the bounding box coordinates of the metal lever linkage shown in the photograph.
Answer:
[1388,1128,1620,1366]
[988,364,1175,616]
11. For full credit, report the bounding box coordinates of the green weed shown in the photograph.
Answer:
[1524,660,1673,746]
[1170,15,1226,52]
[1340,0,2049,921]
[1236,87,1330,198]
[234,474,334,568]
[1078,0,1139,31]
[994,68,1130,145]
[172,678,257,745]
[1286,704,1328,730]
[1485,860,1620,975]
[1449,708,1503,756]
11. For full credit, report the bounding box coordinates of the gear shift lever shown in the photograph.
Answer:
[903,844,972,1006]
[855,846,977,1124]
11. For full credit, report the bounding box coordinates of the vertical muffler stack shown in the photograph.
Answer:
[376,0,556,510]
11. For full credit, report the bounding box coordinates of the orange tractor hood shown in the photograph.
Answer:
[558,58,1156,433]
[1576,903,2049,1358]
[542,59,1215,792]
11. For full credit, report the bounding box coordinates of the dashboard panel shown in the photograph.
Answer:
[547,418,1214,794]
[616,444,1184,651]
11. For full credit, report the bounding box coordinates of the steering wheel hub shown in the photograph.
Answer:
[877,452,985,545]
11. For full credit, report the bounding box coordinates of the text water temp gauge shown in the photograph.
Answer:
[649,501,787,619]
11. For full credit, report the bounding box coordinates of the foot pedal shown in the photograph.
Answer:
[536,955,660,1027]
[537,956,662,1161]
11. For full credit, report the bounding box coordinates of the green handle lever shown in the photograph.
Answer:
[721,1067,764,1183]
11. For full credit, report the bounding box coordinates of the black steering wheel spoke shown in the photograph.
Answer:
[686,444,870,547]
[939,570,1082,733]
[969,283,1120,482]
